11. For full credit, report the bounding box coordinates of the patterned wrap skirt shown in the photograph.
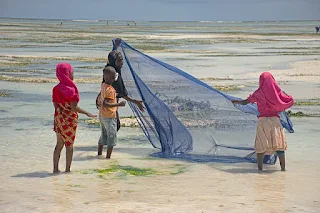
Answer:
[54,103,78,147]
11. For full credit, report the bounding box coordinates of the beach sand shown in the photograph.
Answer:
[241,60,320,83]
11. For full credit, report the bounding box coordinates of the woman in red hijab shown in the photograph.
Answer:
[232,72,294,171]
[52,63,96,173]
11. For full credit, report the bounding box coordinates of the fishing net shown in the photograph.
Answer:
[116,40,293,164]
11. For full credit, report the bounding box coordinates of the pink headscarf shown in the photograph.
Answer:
[249,72,294,112]
[52,63,79,103]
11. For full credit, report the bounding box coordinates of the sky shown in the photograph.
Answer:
[0,0,319,21]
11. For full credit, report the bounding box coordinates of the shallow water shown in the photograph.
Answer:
[0,119,319,212]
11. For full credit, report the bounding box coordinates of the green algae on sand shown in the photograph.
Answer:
[79,163,189,178]
[286,110,320,118]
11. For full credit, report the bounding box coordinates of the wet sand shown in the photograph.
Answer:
[0,117,319,213]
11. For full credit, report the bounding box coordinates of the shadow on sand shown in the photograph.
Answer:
[11,171,54,178]
[212,167,279,174]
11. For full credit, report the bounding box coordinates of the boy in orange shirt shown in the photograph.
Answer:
[99,66,126,158]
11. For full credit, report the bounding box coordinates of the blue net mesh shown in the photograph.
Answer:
[117,40,294,164]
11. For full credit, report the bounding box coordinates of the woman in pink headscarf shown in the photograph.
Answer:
[52,63,96,173]
[232,72,294,171]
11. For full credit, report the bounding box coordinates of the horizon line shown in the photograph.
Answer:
[1,17,319,23]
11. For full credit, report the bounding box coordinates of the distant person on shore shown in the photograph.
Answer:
[52,63,96,173]
[315,26,319,33]
[232,72,294,171]
[98,66,126,159]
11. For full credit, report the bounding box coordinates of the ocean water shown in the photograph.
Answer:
[1,18,320,79]
[1,18,319,129]
[1,18,320,212]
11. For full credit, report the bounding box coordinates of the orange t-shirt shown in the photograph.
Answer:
[99,83,117,118]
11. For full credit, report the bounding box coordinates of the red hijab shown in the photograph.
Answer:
[249,72,294,112]
[52,63,79,103]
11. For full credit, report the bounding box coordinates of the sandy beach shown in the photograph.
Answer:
[1,19,320,212]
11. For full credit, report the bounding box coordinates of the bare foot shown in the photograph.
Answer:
[53,170,60,174]
[65,170,71,173]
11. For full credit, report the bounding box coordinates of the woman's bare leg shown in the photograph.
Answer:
[53,133,64,173]
[65,145,74,172]
[257,153,265,171]
[278,155,286,171]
